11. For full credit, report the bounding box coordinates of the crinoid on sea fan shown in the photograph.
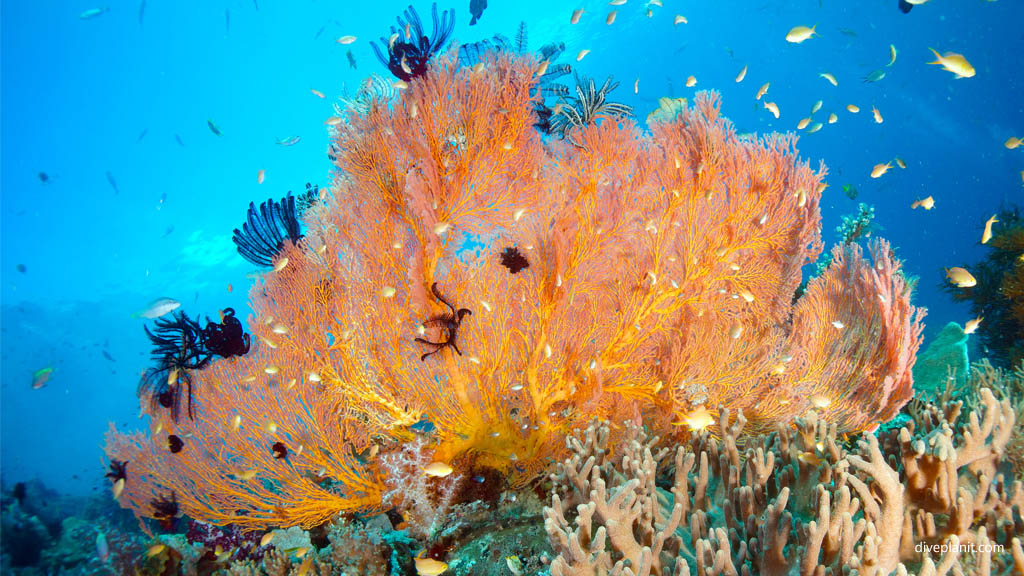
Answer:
[231,194,303,267]
[105,51,923,534]
[138,310,211,422]
[370,3,455,81]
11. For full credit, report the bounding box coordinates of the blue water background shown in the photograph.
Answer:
[2,0,1022,496]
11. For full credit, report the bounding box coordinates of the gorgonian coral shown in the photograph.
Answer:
[105,51,922,533]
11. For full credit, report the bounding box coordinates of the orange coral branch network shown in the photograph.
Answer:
[105,51,923,532]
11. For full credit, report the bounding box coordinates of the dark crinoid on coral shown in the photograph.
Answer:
[105,459,128,483]
[550,73,633,145]
[499,246,529,274]
[139,311,212,422]
[943,206,1024,366]
[371,3,455,82]
[458,22,572,135]
[150,492,180,531]
[232,194,303,267]
[294,182,321,216]
[200,308,249,359]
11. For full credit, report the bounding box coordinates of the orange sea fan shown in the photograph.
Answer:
[105,52,924,532]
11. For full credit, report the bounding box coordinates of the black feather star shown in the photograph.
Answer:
[232,194,303,267]
[371,3,455,81]
[499,246,529,274]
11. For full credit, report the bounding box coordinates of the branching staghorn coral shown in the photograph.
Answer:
[546,393,1024,576]
[105,50,923,533]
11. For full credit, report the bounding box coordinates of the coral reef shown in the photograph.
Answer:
[944,207,1024,367]
[545,391,1024,576]
[105,49,923,537]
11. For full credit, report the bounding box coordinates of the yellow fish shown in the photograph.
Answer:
[423,462,454,477]
[810,394,831,408]
[911,196,935,210]
[797,117,811,130]
[827,113,838,124]
[870,162,892,178]
[895,157,907,169]
[576,49,590,61]
[336,35,357,45]
[797,452,823,466]
[786,25,817,43]
[946,267,977,288]
[685,75,697,87]
[981,214,998,244]
[736,65,747,83]
[756,82,770,100]
[112,478,125,499]
[807,122,823,133]
[677,405,716,431]
[872,106,883,123]
[570,8,584,24]
[260,532,275,547]
[729,321,744,339]
[273,257,289,272]
[147,544,166,557]
[674,14,688,25]
[764,101,780,118]
[887,44,898,67]
[1005,137,1023,149]
[415,557,449,576]
[810,100,822,114]
[928,48,975,78]
[819,72,838,86]
[846,104,860,113]
[964,317,983,335]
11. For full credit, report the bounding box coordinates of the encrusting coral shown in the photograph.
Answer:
[105,47,923,535]
[544,387,1024,576]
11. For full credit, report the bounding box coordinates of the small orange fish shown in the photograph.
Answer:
[911,196,934,210]
[964,317,983,335]
[336,35,357,45]
[685,75,697,87]
[576,49,590,61]
[606,10,616,24]
[764,101,780,118]
[756,82,770,100]
[946,267,976,288]
[846,104,860,113]
[674,14,687,25]
[256,169,265,184]
[872,106,883,124]
[310,89,325,98]
[981,214,998,244]
[227,283,233,293]
[570,8,584,24]
[870,162,892,178]
[736,65,747,83]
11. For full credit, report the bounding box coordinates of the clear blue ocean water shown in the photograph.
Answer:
[1,0,1021,498]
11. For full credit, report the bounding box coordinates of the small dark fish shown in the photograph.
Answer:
[863,69,886,83]
[314,24,326,39]
[79,7,109,20]
[346,50,357,69]
[207,119,223,136]
[272,442,288,459]
[469,0,487,25]
[898,0,913,13]
[161,226,174,238]
[194,291,199,303]
[137,128,148,142]
[275,135,300,146]
[838,27,858,37]
[37,171,50,183]
[472,475,485,483]
[843,184,859,200]
[253,0,259,9]
[225,8,230,33]
[102,350,115,362]
[174,134,185,147]
[167,435,184,454]
[138,0,146,25]
[16,264,26,274]
[105,171,120,194]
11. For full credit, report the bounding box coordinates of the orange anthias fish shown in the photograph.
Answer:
[946,267,977,288]
[911,196,935,210]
